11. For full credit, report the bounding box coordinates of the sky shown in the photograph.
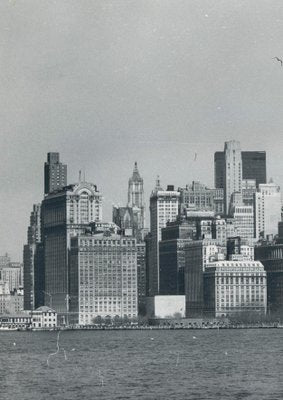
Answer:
[1,0,283,261]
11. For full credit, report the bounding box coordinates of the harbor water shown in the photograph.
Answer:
[1,329,282,399]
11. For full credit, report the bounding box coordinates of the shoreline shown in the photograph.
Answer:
[0,324,282,332]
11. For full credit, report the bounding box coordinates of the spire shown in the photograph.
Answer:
[130,161,142,182]
[155,175,163,191]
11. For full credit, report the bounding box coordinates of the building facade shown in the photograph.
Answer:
[254,183,281,240]
[42,181,102,315]
[147,180,180,296]
[69,226,138,325]
[44,152,67,195]
[204,260,267,317]
[255,243,283,316]
[23,203,42,310]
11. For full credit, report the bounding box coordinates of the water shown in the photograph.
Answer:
[1,329,283,399]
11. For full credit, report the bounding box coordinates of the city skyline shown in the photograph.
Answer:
[2,1,283,260]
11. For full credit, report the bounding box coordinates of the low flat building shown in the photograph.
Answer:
[204,260,267,318]
[0,314,31,329]
[146,295,186,319]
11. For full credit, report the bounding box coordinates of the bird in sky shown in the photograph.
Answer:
[194,152,197,161]
[273,57,283,66]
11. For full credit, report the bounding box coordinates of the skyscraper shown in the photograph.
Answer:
[224,140,243,215]
[147,179,180,296]
[44,152,67,195]
[254,183,281,239]
[241,151,266,188]
[215,148,266,189]
[128,162,145,226]
[69,223,138,325]
[23,204,42,310]
[41,181,102,319]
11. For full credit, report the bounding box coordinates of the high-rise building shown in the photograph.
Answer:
[44,152,67,195]
[184,239,226,317]
[159,219,193,296]
[41,181,102,318]
[214,142,267,213]
[224,140,243,215]
[254,183,281,240]
[215,148,266,189]
[255,243,283,316]
[128,162,145,227]
[204,260,267,317]
[241,151,266,188]
[147,179,180,296]
[23,204,41,310]
[69,223,138,325]
[113,162,146,242]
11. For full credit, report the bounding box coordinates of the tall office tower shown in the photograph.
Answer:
[147,179,180,296]
[159,219,193,296]
[178,181,224,215]
[254,183,281,240]
[137,242,146,315]
[44,152,67,195]
[69,223,137,325]
[255,243,283,316]
[214,142,267,212]
[1,263,22,292]
[113,162,147,242]
[242,152,266,187]
[184,239,226,317]
[41,181,102,319]
[224,140,242,215]
[128,162,145,227]
[23,204,41,310]
[204,260,266,318]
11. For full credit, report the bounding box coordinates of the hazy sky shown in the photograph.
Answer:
[1,0,283,260]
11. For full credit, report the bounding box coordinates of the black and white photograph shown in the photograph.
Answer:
[1,1,283,399]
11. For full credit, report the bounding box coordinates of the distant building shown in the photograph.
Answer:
[241,151,266,188]
[0,290,24,315]
[254,183,281,239]
[23,203,42,310]
[44,152,67,195]
[232,205,254,240]
[184,239,226,317]
[113,162,147,242]
[204,260,267,317]
[137,242,146,314]
[159,219,193,296]
[147,179,180,296]
[255,243,283,316]
[146,295,186,319]
[41,181,102,316]
[214,143,266,213]
[178,181,224,215]
[31,306,57,329]
[0,262,22,292]
[69,224,138,325]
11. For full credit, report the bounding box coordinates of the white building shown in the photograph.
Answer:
[233,205,254,240]
[254,183,281,239]
[146,295,186,319]
[69,226,138,325]
[224,140,242,215]
[204,260,267,317]
[31,306,57,328]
